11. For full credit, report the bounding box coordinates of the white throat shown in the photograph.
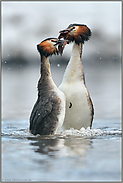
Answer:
[59,41,93,130]
[61,42,85,84]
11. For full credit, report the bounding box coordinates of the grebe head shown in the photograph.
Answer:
[37,38,68,57]
[58,23,92,44]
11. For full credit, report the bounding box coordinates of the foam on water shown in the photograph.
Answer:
[60,127,103,137]
[1,126,122,140]
[59,127,122,138]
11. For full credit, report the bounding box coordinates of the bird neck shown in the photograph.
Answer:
[71,41,82,59]
[38,55,56,92]
[40,55,52,78]
[62,42,85,84]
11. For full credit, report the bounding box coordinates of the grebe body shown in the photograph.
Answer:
[29,38,66,135]
[58,24,94,129]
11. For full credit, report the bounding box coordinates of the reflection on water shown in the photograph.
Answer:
[2,60,121,181]
[2,119,121,182]
[30,138,63,155]
[2,118,122,181]
[30,137,92,159]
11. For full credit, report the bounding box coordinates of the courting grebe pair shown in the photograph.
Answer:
[29,23,94,135]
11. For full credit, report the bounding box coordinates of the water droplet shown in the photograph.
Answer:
[8,68,10,70]
[100,57,102,60]
[57,64,60,67]
[97,52,99,54]
[38,113,40,116]
[4,61,7,64]
[8,55,9,57]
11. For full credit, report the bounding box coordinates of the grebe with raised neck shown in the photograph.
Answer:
[58,23,94,130]
[29,38,67,135]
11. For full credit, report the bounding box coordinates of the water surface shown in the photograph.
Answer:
[2,119,121,182]
[2,62,121,181]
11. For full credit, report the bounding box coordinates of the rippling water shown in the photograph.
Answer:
[2,62,122,181]
[2,119,122,182]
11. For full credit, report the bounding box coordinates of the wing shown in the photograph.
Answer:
[29,96,53,135]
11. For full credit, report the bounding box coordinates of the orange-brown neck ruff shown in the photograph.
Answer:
[37,42,58,58]
[59,24,91,45]
[29,39,66,135]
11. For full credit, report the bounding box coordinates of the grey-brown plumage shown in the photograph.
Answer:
[29,38,66,135]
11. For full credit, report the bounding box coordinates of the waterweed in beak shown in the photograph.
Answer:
[58,30,70,39]
[57,40,70,56]
[58,27,75,39]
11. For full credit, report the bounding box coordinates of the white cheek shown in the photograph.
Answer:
[69,31,74,36]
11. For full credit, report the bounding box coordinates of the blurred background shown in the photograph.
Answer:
[2,1,121,124]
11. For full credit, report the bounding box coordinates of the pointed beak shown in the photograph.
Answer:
[56,39,70,56]
[58,27,75,39]
[54,40,61,46]
[58,29,70,39]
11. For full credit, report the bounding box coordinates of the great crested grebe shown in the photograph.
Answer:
[58,23,94,129]
[29,38,67,135]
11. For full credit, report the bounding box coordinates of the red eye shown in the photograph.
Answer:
[51,40,54,42]
[72,26,76,30]
[70,26,75,31]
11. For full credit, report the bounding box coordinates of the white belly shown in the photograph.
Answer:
[53,88,66,134]
[59,81,92,130]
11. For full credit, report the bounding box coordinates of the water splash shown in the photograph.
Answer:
[2,126,121,140]
[60,127,103,137]
[59,127,122,138]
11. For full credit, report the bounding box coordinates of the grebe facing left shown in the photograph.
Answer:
[29,38,67,135]
[58,24,94,130]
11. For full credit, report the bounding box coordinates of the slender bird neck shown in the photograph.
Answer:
[71,41,82,59]
[40,55,52,78]
[62,41,85,84]
[38,55,56,92]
